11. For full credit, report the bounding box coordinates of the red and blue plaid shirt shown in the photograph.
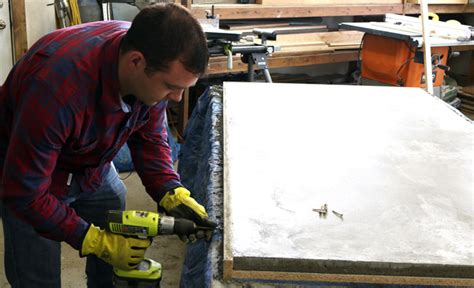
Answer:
[0,21,181,249]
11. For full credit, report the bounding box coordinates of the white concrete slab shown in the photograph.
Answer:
[223,82,473,279]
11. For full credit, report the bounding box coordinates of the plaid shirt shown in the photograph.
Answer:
[0,21,181,250]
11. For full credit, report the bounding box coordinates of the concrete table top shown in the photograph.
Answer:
[223,82,473,284]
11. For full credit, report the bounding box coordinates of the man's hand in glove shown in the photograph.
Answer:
[80,224,151,270]
[159,186,217,242]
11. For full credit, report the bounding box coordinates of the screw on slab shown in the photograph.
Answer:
[313,203,328,219]
[332,210,343,219]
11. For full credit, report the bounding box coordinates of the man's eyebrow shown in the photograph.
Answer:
[165,82,187,90]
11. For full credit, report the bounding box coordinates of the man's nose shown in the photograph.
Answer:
[167,89,184,102]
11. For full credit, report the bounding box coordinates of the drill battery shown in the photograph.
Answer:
[113,259,162,288]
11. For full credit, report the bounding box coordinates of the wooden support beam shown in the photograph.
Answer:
[230,270,474,286]
[11,0,27,61]
[177,88,190,140]
[182,0,192,9]
[192,4,405,19]
[470,52,474,84]
[191,3,474,20]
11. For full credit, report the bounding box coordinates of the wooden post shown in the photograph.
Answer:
[470,51,474,85]
[182,0,192,9]
[177,88,190,140]
[420,0,434,95]
[11,0,27,61]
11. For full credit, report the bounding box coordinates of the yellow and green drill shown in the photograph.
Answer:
[106,210,214,288]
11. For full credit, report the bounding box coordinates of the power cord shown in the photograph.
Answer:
[119,171,134,181]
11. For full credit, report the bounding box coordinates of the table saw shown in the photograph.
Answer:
[340,14,474,89]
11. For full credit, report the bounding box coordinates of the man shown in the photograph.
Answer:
[0,3,215,287]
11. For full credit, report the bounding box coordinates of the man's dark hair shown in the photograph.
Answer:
[121,3,208,76]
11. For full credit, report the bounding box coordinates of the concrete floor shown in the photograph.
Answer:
[0,172,187,287]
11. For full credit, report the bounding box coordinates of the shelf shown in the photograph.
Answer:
[191,4,474,20]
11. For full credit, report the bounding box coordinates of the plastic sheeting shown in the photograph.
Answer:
[178,86,223,288]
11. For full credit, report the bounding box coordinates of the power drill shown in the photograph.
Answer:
[106,210,207,288]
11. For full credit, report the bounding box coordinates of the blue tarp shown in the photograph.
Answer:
[178,86,223,288]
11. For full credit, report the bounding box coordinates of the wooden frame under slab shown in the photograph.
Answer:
[225,269,474,286]
[223,207,474,286]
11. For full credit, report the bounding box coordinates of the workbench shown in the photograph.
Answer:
[178,83,473,287]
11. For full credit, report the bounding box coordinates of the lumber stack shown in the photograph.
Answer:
[221,21,363,54]
[458,86,474,120]
[270,30,364,53]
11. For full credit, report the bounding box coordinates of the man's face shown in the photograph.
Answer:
[122,54,199,106]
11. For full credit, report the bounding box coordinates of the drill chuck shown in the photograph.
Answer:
[157,215,175,235]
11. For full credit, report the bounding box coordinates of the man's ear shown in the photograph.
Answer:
[127,51,146,71]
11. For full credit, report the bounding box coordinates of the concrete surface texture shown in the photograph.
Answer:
[224,82,473,278]
[0,173,186,287]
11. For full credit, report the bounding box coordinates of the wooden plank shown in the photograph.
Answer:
[328,42,362,47]
[177,88,190,140]
[183,0,192,9]
[279,45,333,53]
[273,31,364,44]
[470,53,474,84]
[256,0,400,4]
[191,4,405,19]
[406,0,467,3]
[191,4,474,20]
[404,3,474,13]
[279,41,327,47]
[193,0,237,4]
[231,270,474,286]
[463,86,474,95]
[11,0,27,61]
[206,50,359,74]
[223,22,291,30]
[231,25,329,36]
[451,45,474,52]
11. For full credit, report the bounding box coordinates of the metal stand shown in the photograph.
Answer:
[243,53,272,83]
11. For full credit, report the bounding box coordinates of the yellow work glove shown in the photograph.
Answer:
[159,186,217,242]
[80,224,151,270]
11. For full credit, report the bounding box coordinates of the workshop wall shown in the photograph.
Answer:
[110,3,139,22]
[25,0,55,47]
[77,0,102,22]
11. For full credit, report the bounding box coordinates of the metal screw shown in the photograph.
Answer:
[313,203,328,214]
[0,20,6,30]
[332,210,343,219]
